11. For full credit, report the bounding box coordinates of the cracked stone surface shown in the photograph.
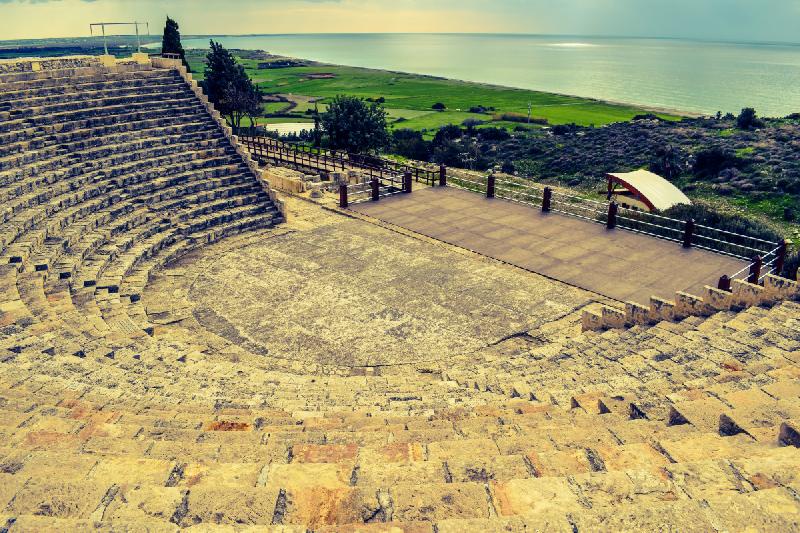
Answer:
[153,198,594,370]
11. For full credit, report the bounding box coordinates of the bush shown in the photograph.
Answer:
[633,113,662,121]
[692,147,741,179]
[469,106,488,114]
[391,129,431,161]
[501,161,516,174]
[551,124,579,136]
[431,139,464,167]
[737,108,764,130]
[432,124,463,147]
[432,102,446,111]
[478,127,511,142]
[663,203,783,248]
[462,118,485,133]
[493,112,548,125]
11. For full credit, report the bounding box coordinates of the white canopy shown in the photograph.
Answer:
[607,170,691,211]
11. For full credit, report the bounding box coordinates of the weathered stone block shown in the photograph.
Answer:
[675,291,709,318]
[732,279,765,307]
[764,274,798,300]
[704,285,732,311]
[602,305,626,329]
[581,309,603,331]
[649,296,675,322]
[625,301,650,325]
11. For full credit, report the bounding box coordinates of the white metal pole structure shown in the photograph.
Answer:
[89,22,150,55]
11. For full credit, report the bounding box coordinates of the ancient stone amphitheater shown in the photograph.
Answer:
[1,55,799,532]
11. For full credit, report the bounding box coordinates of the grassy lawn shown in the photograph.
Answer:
[187,53,683,131]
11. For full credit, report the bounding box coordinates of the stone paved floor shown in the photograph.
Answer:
[352,187,747,303]
[158,198,595,370]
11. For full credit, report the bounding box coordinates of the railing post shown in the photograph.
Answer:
[718,274,732,292]
[339,183,349,209]
[403,171,412,193]
[607,202,618,229]
[486,172,495,199]
[439,165,447,187]
[682,218,695,248]
[371,178,380,201]
[748,255,762,284]
[542,187,552,213]
[775,239,788,276]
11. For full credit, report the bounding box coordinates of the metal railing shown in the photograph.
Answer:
[450,171,785,267]
[239,135,440,186]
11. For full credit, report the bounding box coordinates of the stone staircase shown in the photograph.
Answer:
[0,57,799,531]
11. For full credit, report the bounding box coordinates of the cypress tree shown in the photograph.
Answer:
[204,40,262,133]
[162,16,189,71]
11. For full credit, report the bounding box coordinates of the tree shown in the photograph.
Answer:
[320,95,389,153]
[161,17,189,71]
[391,129,431,161]
[650,144,683,180]
[204,40,262,133]
[432,102,446,111]
[432,124,463,147]
[737,107,763,130]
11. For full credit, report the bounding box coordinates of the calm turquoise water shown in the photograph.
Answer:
[175,34,800,117]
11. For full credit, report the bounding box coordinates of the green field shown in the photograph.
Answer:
[186,53,683,132]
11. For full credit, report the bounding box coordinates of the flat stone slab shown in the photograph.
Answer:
[352,187,747,303]
[158,199,594,370]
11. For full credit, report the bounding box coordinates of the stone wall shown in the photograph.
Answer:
[0,55,101,74]
[164,59,287,221]
[582,273,800,331]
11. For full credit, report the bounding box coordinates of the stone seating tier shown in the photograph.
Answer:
[0,58,798,530]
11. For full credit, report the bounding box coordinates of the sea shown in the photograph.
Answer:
[172,33,800,118]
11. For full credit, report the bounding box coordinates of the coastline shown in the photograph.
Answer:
[235,50,700,120]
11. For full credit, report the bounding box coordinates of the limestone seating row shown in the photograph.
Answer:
[0,89,199,134]
[0,62,143,86]
[33,167,254,281]
[0,355,798,529]
[0,61,144,85]
[0,71,180,108]
[0,149,244,260]
[0,119,220,174]
[0,137,232,216]
[69,200,276,298]
[0,134,226,210]
[583,274,799,332]
[3,79,189,121]
[445,301,800,410]
[0,99,207,150]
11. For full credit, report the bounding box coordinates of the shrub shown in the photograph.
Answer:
[737,108,764,130]
[493,112,548,125]
[462,118,486,133]
[501,161,516,174]
[663,203,782,246]
[432,102,446,111]
[391,129,431,161]
[551,124,579,136]
[633,113,662,121]
[692,147,741,179]
[432,124,463,147]
[469,106,488,114]
[478,127,511,142]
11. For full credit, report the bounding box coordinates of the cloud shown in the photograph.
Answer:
[1,0,799,42]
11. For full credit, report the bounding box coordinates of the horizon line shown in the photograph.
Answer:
[2,32,799,48]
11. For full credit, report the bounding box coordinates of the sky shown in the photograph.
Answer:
[1,0,799,43]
